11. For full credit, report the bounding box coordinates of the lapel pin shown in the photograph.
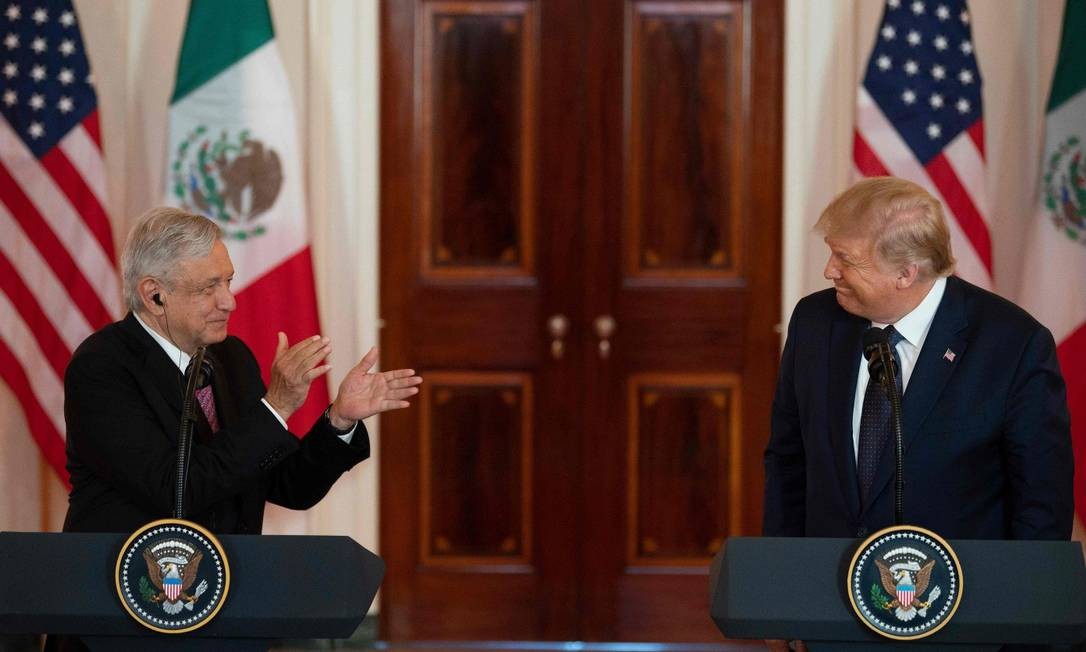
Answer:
[943,348,956,362]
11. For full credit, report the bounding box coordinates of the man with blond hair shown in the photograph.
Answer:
[764,177,1072,544]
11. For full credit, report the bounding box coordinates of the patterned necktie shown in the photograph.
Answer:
[857,325,904,503]
[196,385,220,433]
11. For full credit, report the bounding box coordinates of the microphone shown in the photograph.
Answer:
[862,327,898,386]
[185,351,214,390]
[861,326,905,526]
[175,346,212,519]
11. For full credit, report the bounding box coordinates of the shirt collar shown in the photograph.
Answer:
[872,276,947,348]
[133,311,190,373]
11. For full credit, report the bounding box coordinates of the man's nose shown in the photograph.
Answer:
[824,257,840,280]
[219,288,236,312]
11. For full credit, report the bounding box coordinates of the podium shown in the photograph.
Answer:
[0,531,384,651]
[710,537,1086,651]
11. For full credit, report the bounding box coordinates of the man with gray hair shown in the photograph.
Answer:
[764,177,1072,542]
[60,206,422,534]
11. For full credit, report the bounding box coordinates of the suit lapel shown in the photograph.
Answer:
[119,314,185,418]
[829,312,867,519]
[862,277,969,512]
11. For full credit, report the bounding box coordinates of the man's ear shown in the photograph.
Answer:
[138,278,164,315]
[897,263,921,289]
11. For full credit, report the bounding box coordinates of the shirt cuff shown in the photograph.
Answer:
[260,398,288,429]
[337,425,357,444]
[323,406,357,444]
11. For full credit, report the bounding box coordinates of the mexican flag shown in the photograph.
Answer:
[1017,0,1086,522]
[166,0,328,433]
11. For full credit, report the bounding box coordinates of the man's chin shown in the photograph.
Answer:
[203,323,229,344]
[834,291,857,314]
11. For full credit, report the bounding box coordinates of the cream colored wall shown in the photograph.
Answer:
[0,0,1069,559]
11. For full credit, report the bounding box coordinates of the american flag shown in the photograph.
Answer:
[854,0,992,288]
[0,0,119,484]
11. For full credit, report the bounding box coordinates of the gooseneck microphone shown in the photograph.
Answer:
[862,326,905,526]
[174,346,213,519]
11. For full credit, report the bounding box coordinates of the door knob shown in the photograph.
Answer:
[547,314,569,359]
[594,315,616,359]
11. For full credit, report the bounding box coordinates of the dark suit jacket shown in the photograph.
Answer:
[61,312,370,534]
[763,276,1073,540]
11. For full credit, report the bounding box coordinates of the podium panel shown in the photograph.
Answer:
[710,537,1086,649]
[0,532,384,647]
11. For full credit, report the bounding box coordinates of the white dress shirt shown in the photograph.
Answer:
[133,313,355,442]
[851,276,946,459]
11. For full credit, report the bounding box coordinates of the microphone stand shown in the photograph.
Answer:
[174,346,207,520]
[877,342,906,526]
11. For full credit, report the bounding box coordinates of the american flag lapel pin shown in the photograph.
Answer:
[943,348,956,362]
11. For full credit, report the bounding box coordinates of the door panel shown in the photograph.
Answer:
[380,0,781,641]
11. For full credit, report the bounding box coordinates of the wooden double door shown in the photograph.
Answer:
[379,0,782,641]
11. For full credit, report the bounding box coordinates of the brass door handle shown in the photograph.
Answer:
[594,315,616,359]
[547,314,569,359]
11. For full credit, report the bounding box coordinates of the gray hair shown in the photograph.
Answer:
[121,207,222,312]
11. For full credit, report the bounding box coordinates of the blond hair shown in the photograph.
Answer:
[814,177,955,279]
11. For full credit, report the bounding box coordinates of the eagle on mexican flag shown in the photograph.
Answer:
[166,0,329,432]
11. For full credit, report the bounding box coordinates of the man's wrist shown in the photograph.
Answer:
[325,405,356,433]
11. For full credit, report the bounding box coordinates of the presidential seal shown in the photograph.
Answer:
[115,519,230,634]
[170,125,283,240]
[846,525,963,640]
[1042,135,1086,244]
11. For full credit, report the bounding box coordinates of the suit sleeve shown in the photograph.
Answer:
[64,348,299,518]
[1002,325,1074,540]
[263,414,371,510]
[763,307,807,536]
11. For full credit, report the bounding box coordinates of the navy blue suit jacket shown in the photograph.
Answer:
[763,276,1072,540]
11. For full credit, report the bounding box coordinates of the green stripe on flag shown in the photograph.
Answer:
[170,0,275,104]
[1048,0,1086,112]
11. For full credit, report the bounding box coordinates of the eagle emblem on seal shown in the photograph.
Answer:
[141,544,209,615]
[874,557,942,621]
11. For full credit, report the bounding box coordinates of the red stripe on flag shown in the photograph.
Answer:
[40,147,115,261]
[0,253,70,378]
[82,111,102,150]
[967,120,986,159]
[228,248,330,435]
[925,152,993,273]
[853,132,892,177]
[0,338,68,487]
[1058,324,1086,523]
[0,162,113,329]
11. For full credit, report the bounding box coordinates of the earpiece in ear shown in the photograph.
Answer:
[153,293,163,307]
